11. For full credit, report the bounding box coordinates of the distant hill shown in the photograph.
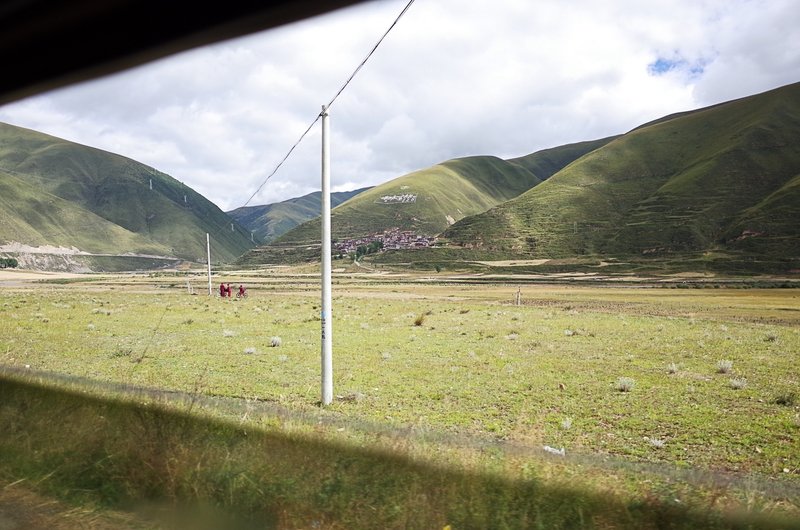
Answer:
[443,81,800,268]
[235,138,615,266]
[0,169,166,255]
[0,122,254,268]
[228,187,370,244]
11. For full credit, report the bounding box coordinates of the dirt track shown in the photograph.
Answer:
[0,270,86,283]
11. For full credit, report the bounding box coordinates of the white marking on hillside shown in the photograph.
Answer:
[378,193,417,204]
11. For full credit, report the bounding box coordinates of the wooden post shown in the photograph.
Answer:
[206,233,212,296]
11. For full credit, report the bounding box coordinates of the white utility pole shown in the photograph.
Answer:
[320,105,333,406]
[206,233,212,296]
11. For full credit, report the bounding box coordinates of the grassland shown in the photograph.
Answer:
[1,268,798,527]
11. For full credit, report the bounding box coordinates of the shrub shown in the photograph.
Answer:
[774,392,796,406]
[729,377,747,390]
[414,314,425,326]
[716,360,733,374]
[110,348,131,358]
[666,362,678,374]
[270,336,282,347]
[615,377,635,392]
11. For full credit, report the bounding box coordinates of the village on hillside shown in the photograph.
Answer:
[334,228,436,256]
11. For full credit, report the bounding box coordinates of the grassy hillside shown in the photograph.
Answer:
[0,170,169,255]
[228,187,370,244]
[0,122,254,263]
[240,138,614,263]
[443,81,800,267]
[270,155,542,246]
[506,136,619,178]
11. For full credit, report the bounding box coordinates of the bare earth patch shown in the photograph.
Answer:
[0,269,88,286]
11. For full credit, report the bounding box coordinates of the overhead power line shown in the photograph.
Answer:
[240,0,416,209]
[324,0,416,111]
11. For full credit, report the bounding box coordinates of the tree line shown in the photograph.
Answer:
[355,240,383,258]
[0,257,19,268]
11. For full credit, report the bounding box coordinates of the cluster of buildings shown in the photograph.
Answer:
[334,228,436,255]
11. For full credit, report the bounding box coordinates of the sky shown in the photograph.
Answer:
[1,0,799,212]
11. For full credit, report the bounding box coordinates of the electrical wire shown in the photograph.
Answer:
[239,0,416,209]
[240,116,321,209]
[324,0,416,111]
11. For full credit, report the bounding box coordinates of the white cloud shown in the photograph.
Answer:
[1,0,798,211]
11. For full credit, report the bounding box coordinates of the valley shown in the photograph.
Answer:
[0,267,798,528]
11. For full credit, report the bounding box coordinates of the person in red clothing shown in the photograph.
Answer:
[219,282,226,298]
[237,284,247,298]
[226,283,232,297]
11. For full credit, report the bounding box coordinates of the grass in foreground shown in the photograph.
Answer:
[0,274,798,525]
[2,373,797,529]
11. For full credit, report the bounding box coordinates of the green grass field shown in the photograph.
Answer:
[1,268,798,527]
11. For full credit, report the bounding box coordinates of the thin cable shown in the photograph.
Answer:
[325,0,416,111]
[241,114,321,208]
[240,0,416,209]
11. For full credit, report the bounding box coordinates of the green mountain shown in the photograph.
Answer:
[228,187,371,244]
[443,82,800,267]
[0,169,166,255]
[504,137,621,178]
[260,138,614,248]
[0,122,254,266]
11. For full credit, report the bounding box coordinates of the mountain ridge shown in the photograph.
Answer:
[228,187,371,244]
[0,122,254,267]
[4,81,799,273]
[441,81,800,267]
[250,136,616,250]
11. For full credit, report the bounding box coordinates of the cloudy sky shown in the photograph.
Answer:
[1,0,799,211]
